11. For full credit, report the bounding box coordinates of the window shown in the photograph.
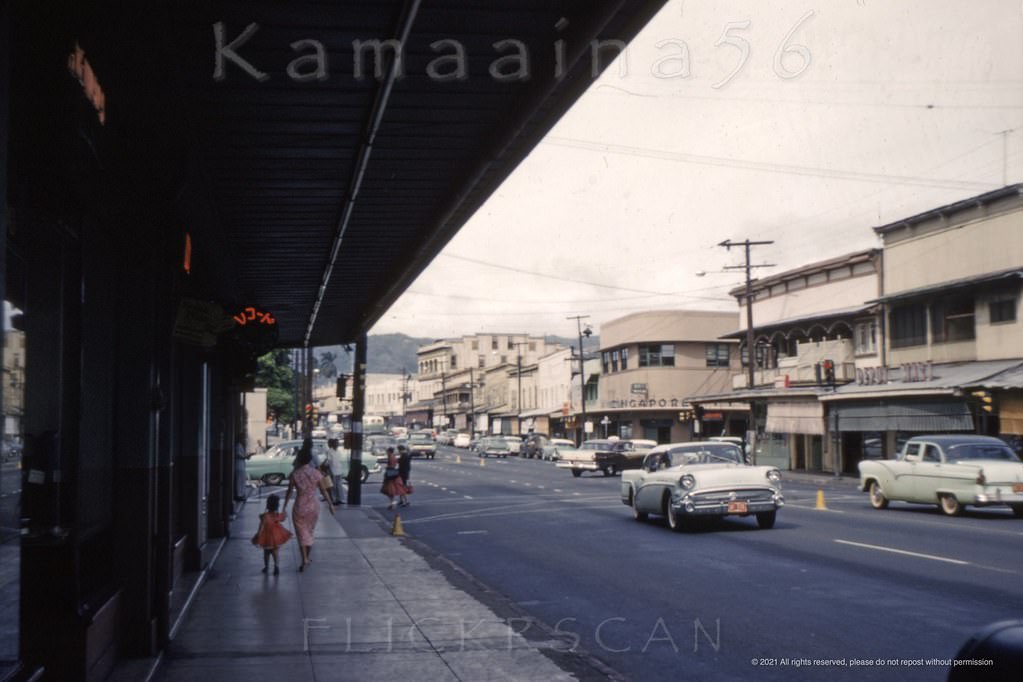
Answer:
[890,303,927,348]
[854,320,877,355]
[638,344,675,367]
[500,355,507,364]
[507,338,514,350]
[990,294,1018,324]
[471,340,479,350]
[491,338,498,350]
[450,355,457,369]
[705,343,730,368]
[931,296,975,343]
[611,350,619,372]
[621,347,629,370]
[529,342,536,351]
[602,351,610,374]
[478,355,485,368]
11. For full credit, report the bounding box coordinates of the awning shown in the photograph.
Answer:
[1000,394,1023,435]
[766,401,825,435]
[828,401,973,432]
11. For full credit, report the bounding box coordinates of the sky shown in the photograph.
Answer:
[370,0,1023,340]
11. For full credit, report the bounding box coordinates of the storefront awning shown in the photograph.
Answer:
[766,401,825,435]
[828,401,973,432]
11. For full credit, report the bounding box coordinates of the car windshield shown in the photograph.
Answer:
[581,441,614,451]
[369,436,396,446]
[409,433,431,442]
[667,444,743,465]
[945,443,1020,462]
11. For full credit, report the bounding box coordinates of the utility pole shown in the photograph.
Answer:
[441,371,447,428]
[567,315,591,442]
[468,367,476,436]
[401,368,410,426]
[718,240,774,389]
[511,340,528,435]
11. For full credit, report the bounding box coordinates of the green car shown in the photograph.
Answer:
[246,439,380,486]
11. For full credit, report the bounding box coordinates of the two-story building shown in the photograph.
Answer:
[593,310,739,444]
[822,184,1023,462]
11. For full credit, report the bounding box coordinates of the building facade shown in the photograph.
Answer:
[592,310,739,444]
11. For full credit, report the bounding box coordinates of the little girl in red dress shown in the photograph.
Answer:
[252,494,292,575]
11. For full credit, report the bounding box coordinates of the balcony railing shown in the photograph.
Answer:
[732,339,856,389]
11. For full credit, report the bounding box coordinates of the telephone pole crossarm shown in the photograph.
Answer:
[718,239,775,389]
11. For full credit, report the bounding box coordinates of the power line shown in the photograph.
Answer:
[544,136,995,192]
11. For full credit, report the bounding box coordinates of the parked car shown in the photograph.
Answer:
[478,436,511,458]
[246,439,380,485]
[621,442,784,531]
[453,432,471,448]
[523,433,550,459]
[365,434,398,459]
[545,438,576,461]
[407,431,437,459]
[502,436,522,455]
[437,429,458,446]
[556,437,656,477]
[858,434,1023,517]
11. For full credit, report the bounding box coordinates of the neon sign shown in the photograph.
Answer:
[233,307,276,327]
[67,42,106,125]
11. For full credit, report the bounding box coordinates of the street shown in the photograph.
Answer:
[376,444,1023,681]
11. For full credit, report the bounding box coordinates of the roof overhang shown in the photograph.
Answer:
[868,268,1023,305]
[57,0,669,348]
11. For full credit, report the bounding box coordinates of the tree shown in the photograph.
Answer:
[256,350,295,423]
[317,350,338,380]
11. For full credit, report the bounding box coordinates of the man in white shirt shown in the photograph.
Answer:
[326,438,350,505]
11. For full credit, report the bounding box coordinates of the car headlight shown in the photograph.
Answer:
[766,469,781,483]
[679,474,696,490]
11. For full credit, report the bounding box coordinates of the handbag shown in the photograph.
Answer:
[384,467,400,479]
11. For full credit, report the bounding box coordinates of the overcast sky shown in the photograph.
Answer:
[371,0,1023,340]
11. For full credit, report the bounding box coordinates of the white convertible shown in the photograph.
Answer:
[858,434,1023,517]
[620,442,784,531]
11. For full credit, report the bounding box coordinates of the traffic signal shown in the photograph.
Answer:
[695,404,705,421]
[312,404,319,422]
[305,403,312,420]
[822,359,836,386]
[971,390,994,412]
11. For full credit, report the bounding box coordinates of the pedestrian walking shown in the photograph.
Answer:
[325,437,349,505]
[283,438,334,571]
[397,444,413,507]
[379,447,409,510]
[251,493,292,575]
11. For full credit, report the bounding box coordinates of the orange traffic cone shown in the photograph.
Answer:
[815,489,827,510]
[391,513,405,536]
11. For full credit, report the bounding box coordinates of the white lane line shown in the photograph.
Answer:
[463,495,474,500]
[537,485,545,489]
[553,489,563,493]
[834,539,969,565]
[457,530,488,535]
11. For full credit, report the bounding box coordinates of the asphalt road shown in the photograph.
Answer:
[383,445,1023,682]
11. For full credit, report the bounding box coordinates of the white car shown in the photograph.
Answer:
[621,442,784,531]
[453,432,471,448]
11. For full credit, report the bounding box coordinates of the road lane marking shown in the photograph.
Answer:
[463,495,473,500]
[456,530,488,535]
[834,539,969,565]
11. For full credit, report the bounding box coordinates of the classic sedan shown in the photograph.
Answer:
[621,442,784,531]
[556,438,655,477]
[478,436,511,458]
[246,439,380,485]
[858,434,1023,517]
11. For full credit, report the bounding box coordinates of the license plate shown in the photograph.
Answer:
[1013,484,1023,493]
[727,501,748,514]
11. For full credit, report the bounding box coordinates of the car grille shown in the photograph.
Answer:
[691,488,775,505]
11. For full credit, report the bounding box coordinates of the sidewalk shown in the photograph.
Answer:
[133,493,614,682]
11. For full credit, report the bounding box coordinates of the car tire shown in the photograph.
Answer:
[631,492,648,522]
[939,494,963,516]
[756,510,777,529]
[1010,504,1023,518]
[868,481,889,510]
[666,497,684,532]
[263,473,285,486]
[571,469,582,478]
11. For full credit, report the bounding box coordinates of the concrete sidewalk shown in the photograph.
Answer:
[137,495,613,682]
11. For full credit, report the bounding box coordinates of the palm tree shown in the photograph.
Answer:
[317,351,338,379]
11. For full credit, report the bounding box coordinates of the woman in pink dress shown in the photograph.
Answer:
[283,438,334,571]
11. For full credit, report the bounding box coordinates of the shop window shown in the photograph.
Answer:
[705,343,729,368]
[890,303,927,348]
[930,296,975,343]
[990,294,1017,324]
[639,344,675,367]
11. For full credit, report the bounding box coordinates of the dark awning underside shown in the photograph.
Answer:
[76,0,668,348]
[828,401,974,432]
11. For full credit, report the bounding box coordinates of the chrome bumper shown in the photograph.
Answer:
[556,460,597,470]
[673,489,784,516]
